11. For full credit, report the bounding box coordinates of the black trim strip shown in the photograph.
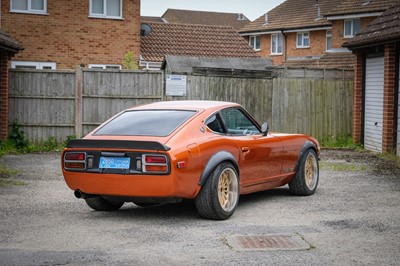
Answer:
[67,139,170,151]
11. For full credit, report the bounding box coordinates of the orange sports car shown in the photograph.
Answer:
[61,101,320,220]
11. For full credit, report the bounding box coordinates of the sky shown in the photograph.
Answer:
[140,0,286,21]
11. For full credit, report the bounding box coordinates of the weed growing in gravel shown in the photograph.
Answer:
[320,161,369,172]
[320,134,361,149]
[0,165,25,187]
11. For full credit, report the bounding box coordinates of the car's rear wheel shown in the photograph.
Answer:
[195,162,239,220]
[85,197,124,211]
[289,149,319,196]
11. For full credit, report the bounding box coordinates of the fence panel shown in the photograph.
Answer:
[272,78,354,141]
[165,75,273,123]
[82,70,163,135]
[8,69,75,143]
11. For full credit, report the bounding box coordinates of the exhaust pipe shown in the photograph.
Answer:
[74,189,94,199]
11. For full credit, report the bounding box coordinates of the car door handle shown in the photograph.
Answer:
[241,147,250,155]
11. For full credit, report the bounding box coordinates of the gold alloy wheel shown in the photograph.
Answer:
[304,153,318,190]
[218,168,238,212]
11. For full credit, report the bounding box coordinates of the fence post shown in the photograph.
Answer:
[75,66,83,138]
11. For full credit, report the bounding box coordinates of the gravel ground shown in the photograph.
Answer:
[0,149,399,266]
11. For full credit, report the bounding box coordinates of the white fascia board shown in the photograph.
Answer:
[327,12,382,20]
[283,26,331,33]
[240,30,284,36]
[241,26,331,36]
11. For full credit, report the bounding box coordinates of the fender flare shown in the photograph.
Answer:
[295,140,318,171]
[198,151,239,186]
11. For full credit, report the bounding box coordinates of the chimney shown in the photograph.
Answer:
[264,13,269,25]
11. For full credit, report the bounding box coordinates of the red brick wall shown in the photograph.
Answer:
[331,17,377,49]
[1,0,140,69]
[353,50,363,144]
[0,51,10,140]
[382,43,396,153]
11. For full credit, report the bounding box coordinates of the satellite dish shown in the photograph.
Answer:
[141,23,152,37]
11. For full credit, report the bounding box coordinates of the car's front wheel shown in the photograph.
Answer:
[85,197,124,211]
[289,149,319,196]
[195,162,239,220]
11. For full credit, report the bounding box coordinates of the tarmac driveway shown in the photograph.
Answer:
[0,149,399,265]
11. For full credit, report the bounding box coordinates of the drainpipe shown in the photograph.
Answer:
[281,30,287,62]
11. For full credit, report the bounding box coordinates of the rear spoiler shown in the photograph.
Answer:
[67,139,170,151]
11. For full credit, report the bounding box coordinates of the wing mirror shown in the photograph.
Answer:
[261,122,269,136]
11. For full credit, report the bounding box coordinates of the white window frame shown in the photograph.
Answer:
[326,30,332,51]
[344,19,361,38]
[249,35,261,51]
[11,61,56,69]
[88,64,122,69]
[89,0,123,19]
[271,34,283,55]
[10,0,47,14]
[297,31,310,48]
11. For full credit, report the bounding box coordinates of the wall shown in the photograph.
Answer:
[1,0,140,69]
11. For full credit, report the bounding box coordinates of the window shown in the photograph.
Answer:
[344,19,360,38]
[219,108,260,135]
[249,36,261,51]
[90,0,122,19]
[88,64,122,69]
[11,61,56,69]
[271,34,283,54]
[10,0,46,14]
[326,30,332,51]
[94,110,196,136]
[297,32,310,48]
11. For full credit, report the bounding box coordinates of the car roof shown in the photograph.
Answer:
[128,100,240,111]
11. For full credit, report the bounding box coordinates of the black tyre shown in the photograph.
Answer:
[85,197,124,211]
[195,162,239,220]
[289,149,319,196]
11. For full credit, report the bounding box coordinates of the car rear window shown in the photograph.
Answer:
[94,110,197,136]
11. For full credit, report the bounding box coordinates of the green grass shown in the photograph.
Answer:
[319,134,361,149]
[0,165,25,187]
[320,161,369,172]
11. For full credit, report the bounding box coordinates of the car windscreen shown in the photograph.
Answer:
[94,110,197,136]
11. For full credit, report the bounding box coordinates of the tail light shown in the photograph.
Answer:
[142,154,168,173]
[64,152,86,170]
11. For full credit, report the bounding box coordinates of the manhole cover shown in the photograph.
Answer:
[226,234,311,251]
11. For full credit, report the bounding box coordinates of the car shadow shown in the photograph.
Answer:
[82,187,294,221]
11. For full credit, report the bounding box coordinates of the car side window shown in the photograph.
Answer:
[205,114,226,134]
[220,108,261,135]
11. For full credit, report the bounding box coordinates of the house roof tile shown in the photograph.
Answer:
[0,30,23,53]
[161,9,250,30]
[140,22,259,62]
[285,52,355,69]
[141,16,164,23]
[240,0,343,34]
[325,0,398,17]
[344,2,400,48]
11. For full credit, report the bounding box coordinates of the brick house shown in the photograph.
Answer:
[0,30,23,140]
[343,3,400,156]
[239,0,397,68]
[1,0,141,70]
[140,22,259,70]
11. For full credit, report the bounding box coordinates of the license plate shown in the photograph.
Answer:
[99,157,130,169]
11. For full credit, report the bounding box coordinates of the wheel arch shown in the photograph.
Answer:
[295,140,319,171]
[198,151,239,186]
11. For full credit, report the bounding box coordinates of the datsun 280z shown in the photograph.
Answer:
[61,101,320,220]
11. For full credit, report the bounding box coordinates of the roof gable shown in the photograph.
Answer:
[162,9,250,30]
[140,22,259,62]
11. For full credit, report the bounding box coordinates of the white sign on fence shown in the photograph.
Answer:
[166,75,187,96]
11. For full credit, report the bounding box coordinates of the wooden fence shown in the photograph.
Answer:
[272,78,354,141]
[8,67,353,143]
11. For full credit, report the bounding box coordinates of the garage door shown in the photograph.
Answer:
[364,57,384,152]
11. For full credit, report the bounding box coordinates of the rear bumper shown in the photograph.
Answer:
[62,170,201,199]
